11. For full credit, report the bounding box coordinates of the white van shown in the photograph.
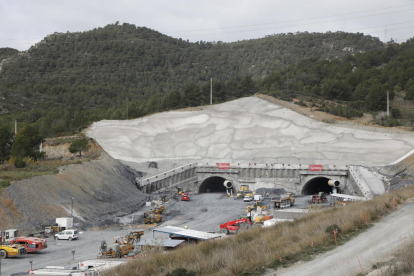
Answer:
[54,229,78,241]
[254,194,264,201]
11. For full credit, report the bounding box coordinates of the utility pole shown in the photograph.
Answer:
[387,91,390,117]
[210,78,213,105]
[70,197,74,218]
[126,98,129,120]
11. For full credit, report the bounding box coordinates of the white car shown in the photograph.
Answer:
[243,195,253,202]
[54,229,78,241]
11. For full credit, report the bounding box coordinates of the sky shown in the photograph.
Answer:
[1,0,414,51]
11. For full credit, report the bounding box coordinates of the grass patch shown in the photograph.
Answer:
[0,157,98,182]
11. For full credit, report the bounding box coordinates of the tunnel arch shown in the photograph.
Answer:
[199,176,232,193]
[302,176,333,195]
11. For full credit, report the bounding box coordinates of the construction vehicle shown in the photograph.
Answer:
[181,192,190,201]
[99,230,144,258]
[309,192,327,204]
[272,193,295,209]
[246,201,267,213]
[155,204,165,214]
[219,218,252,235]
[9,236,48,253]
[175,187,183,194]
[0,241,26,258]
[143,210,162,224]
[1,229,19,242]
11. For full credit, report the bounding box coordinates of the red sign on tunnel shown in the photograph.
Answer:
[309,165,323,171]
[217,163,230,170]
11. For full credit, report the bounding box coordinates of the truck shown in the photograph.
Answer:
[1,229,18,242]
[0,241,26,258]
[181,192,190,201]
[308,192,327,204]
[253,194,264,201]
[272,193,295,209]
[1,229,48,253]
[9,236,48,253]
[219,218,252,235]
[56,217,73,230]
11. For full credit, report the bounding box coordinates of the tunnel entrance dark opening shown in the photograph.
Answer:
[199,176,229,193]
[302,177,332,195]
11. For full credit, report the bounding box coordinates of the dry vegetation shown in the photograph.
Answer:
[107,186,414,276]
[0,139,102,182]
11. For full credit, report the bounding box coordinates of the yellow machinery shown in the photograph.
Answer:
[235,185,250,199]
[253,214,266,224]
[99,230,144,258]
[246,201,267,213]
[272,193,295,209]
[155,205,165,214]
[176,187,183,194]
[240,185,249,191]
[143,210,162,224]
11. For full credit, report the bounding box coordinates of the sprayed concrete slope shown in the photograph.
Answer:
[86,97,414,166]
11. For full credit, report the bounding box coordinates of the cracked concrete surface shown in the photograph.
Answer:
[86,97,414,166]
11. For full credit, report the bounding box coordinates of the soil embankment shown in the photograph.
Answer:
[0,150,146,233]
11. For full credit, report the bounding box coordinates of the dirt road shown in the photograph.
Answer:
[269,202,414,276]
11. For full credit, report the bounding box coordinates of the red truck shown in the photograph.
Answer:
[9,237,48,253]
[181,193,190,201]
[220,218,252,235]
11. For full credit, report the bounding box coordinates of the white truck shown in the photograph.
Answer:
[253,194,264,201]
[56,217,73,230]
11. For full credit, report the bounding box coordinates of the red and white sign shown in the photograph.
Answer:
[217,163,230,170]
[309,165,323,171]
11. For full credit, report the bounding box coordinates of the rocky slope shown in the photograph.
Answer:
[0,150,146,233]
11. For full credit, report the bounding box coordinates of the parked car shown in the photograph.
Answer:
[243,195,253,202]
[54,230,78,241]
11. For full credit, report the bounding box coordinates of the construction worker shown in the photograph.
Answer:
[184,225,188,229]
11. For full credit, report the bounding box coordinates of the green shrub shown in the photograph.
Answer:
[14,158,26,168]
[0,180,10,189]
[166,268,196,276]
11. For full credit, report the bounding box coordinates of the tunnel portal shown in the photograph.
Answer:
[199,176,229,193]
[302,177,333,195]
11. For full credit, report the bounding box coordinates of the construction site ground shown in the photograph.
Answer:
[2,193,309,276]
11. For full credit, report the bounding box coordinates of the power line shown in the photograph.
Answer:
[167,3,414,33]
[1,6,414,45]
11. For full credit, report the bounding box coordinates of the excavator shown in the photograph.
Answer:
[99,230,144,258]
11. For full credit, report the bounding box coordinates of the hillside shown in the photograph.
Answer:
[0,147,146,232]
[0,24,385,137]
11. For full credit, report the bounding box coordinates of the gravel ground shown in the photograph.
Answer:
[0,152,146,232]
[3,193,312,275]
